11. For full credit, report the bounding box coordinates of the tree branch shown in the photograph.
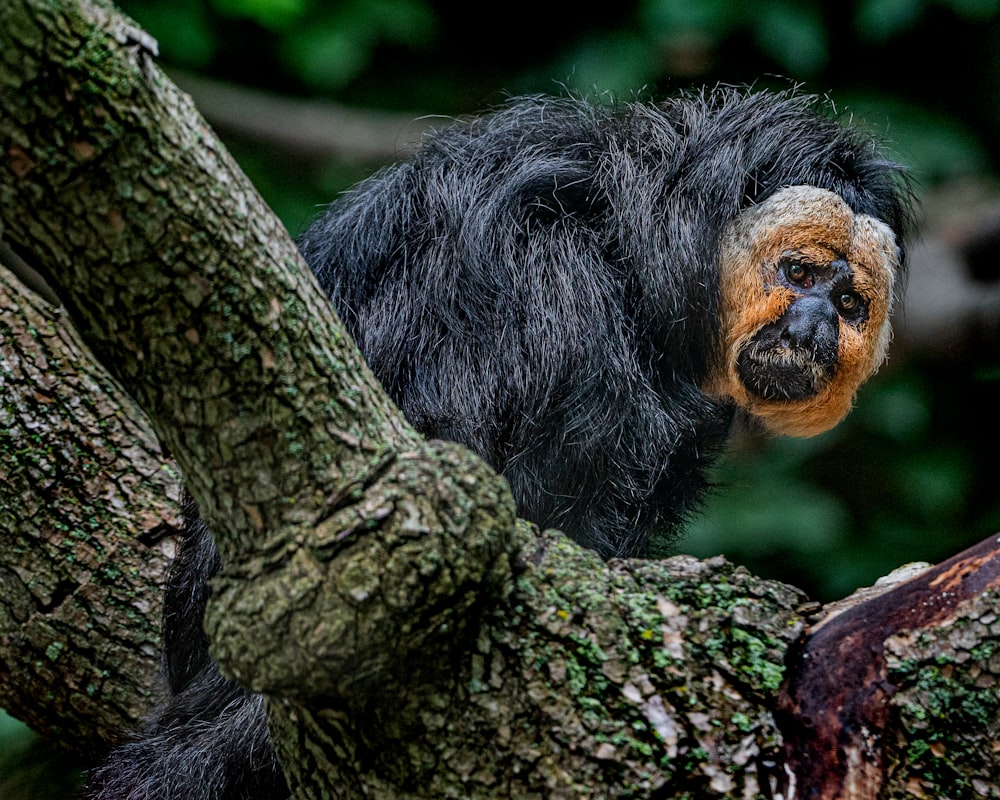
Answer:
[779,537,1000,798]
[0,259,181,756]
[1,0,518,746]
[168,69,432,163]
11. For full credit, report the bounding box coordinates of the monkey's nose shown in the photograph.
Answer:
[780,296,839,353]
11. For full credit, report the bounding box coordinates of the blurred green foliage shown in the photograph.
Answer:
[115,0,1000,232]
[110,0,1000,601]
[682,362,997,600]
[0,711,84,800]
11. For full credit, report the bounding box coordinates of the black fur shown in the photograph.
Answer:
[85,500,289,799]
[84,89,912,799]
[298,89,909,559]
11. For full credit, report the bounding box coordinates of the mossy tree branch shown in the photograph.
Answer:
[0,258,181,757]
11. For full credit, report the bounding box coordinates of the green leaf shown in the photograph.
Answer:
[280,0,436,91]
[895,448,971,519]
[938,0,1000,21]
[366,0,436,47]
[558,32,661,96]
[639,0,743,33]
[854,0,925,41]
[284,24,374,90]
[840,95,989,182]
[121,0,218,67]
[682,474,850,559]
[856,374,932,444]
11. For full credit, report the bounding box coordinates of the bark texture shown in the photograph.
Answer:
[780,538,1000,799]
[264,534,808,798]
[1,1,999,798]
[0,261,181,756]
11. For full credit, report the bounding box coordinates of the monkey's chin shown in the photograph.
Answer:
[726,354,852,438]
[706,374,853,438]
[736,349,832,402]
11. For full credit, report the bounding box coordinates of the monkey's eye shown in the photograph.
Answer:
[785,262,813,287]
[836,291,865,318]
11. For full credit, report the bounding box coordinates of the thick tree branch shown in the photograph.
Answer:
[0,259,181,756]
[779,537,1000,798]
[0,0,421,551]
[0,0,518,737]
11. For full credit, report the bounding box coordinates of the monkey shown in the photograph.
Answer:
[295,90,909,559]
[84,88,912,799]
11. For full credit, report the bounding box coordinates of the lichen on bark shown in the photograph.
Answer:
[0,263,181,754]
[206,440,519,699]
[3,3,1000,799]
[883,585,1000,798]
[259,526,807,799]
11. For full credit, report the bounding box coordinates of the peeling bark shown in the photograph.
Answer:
[779,538,1000,799]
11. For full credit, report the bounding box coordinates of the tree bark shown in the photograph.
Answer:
[1,1,999,798]
[0,259,181,757]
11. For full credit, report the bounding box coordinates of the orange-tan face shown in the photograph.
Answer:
[704,185,900,437]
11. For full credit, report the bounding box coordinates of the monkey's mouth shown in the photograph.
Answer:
[736,341,836,402]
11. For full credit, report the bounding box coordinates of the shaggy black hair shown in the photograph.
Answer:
[298,88,910,559]
[84,88,912,799]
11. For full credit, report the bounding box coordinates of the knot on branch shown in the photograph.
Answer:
[203,439,518,699]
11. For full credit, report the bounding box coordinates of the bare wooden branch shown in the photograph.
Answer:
[779,535,1000,798]
[169,69,433,163]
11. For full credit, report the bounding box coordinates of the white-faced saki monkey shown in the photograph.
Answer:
[85,88,914,799]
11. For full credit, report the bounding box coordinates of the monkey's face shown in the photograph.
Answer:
[706,185,900,437]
